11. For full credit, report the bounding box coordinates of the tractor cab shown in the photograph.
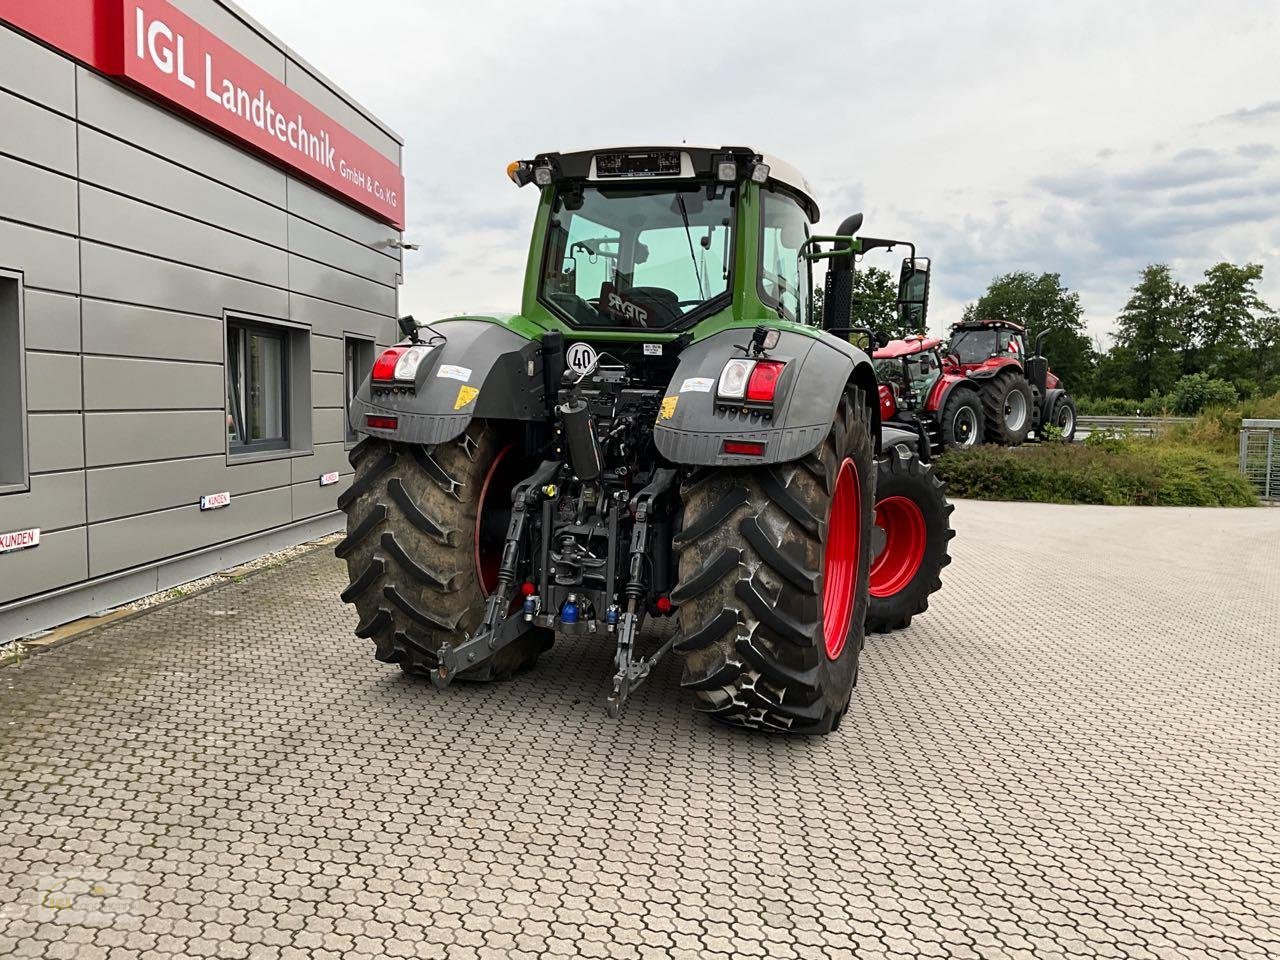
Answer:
[873,335,945,412]
[947,319,1027,370]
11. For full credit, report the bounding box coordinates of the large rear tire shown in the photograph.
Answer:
[981,370,1034,445]
[671,390,874,734]
[867,452,954,634]
[940,386,983,450]
[335,427,552,680]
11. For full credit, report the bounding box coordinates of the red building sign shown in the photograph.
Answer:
[0,0,405,229]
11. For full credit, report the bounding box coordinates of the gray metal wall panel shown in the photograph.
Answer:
[83,356,225,412]
[290,441,349,484]
[88,486,292,576]
[76,69,288,208]
[282,62,399,164]
[292,477,346,521]
[313,407,345,445]
[0,219,79,293]
[27,414,84,473]
[82,300,222,363]
[81,243,288,318]
[312,334,343,373]
[0,25,77,116]
[0,88,77,175]
[84,410,226,468]
[23,290,81,354]
[286,177,402,254]
[0,153,78,234]
[288,215,401,287]
[169,0,287,80]
[87,454,291,523]
[25,352,81,411]
[80,186,289,290]
[289,255,395,316]
[0,471,86,534]
[289,292,393,341]
[312,371,344,409]
[77,128,289,248]
[0,528,88,605]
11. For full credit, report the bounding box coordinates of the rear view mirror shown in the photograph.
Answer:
[898,257,930,331]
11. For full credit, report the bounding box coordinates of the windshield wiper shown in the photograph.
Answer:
[676,194,706,302]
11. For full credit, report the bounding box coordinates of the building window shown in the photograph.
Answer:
[344,335,375,445]
[0,271,28,495]
[225,315,312,461]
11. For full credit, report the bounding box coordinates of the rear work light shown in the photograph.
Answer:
[372,345,431,382]
[723,440,766,456]
[717,357,786,403]
[366,415,399,430]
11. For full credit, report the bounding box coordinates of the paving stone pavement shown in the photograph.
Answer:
[2,499,1278,960]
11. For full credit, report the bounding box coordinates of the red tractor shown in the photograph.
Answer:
[945,319,1076,445]
[872,335,986,455]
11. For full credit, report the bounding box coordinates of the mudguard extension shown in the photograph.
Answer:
[349,319,543,445]
[654,328,877,467]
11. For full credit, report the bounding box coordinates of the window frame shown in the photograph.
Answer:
[757,186,814,325]
[223,312,312,464]
[343,332,376,448]
[0,268,29,496]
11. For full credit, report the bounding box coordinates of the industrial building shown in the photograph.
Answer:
[0,0,404,640]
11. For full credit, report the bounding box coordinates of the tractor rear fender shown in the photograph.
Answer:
[349,318,544,445]
[654,328,880,466]
[964,357,1023,380]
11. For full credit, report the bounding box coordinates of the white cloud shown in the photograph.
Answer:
[243,0,1280,342]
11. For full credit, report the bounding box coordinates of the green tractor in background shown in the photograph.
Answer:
[337,146,953,733]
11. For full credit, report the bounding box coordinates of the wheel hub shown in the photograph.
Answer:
[1004,390,1028,432]
[822,458,859,660]
[869,495,927,599]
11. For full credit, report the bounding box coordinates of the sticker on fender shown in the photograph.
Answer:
[680,377,714,393]
[454,384,480,410]
[437,364,472,382]
[659,396,678,420]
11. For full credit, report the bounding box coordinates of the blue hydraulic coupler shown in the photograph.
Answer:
[559,596,580,624]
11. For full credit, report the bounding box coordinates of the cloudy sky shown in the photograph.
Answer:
[247,0,1280,344]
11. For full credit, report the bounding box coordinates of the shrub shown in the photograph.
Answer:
[1169,373,1238,416]
[1075,395,1173,416]
[935,438,1256,507]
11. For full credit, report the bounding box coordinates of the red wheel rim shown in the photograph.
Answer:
[822,458,859,660]
[474,444,511,596]
[869,495,926,598]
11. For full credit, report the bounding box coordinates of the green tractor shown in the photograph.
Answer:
[337,147,953,733]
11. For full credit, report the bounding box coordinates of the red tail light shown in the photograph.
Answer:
[723,440,766,456]
[745,360,786,402]
[366,415,398,430]
[371,347,408,382]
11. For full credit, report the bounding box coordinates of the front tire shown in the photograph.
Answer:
[1048,393,1077,442]
[335,427,552,681]
[940,386,983,450]
[671,390,874,734]
[867,452,954,634]
[981,371,1034,445]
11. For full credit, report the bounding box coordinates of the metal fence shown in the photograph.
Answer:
[1239,419,1280,501]
[1077,415,1192,437]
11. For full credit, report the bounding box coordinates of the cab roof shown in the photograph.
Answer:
[530,145,820,221]
[873,335,943,359]
[952,318,1026,332]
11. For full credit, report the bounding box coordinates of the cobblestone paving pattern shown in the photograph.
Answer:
[2,500,1278,959]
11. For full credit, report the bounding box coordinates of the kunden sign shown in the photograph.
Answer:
[0,0,405,229]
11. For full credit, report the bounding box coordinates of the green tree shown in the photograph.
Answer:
[1108,264,1188,399]
[1191,262,1272,392]
[851,266,900,339]
[962,271,1096,394]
